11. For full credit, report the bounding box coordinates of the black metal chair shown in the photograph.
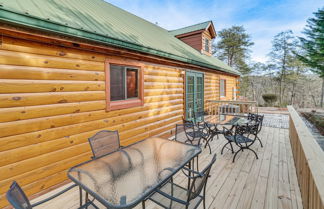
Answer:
[175,123,204,172]
[175,123,202,146]
[143,154,216,209]
[6,181,98,209]
[222,122,260,163]
[88,130,121,159]
[247,113,264,147]
[194,111,225,153]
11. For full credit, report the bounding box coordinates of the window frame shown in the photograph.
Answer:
[105,59,144,111]
[220,79,226,97]
[205,38,210,53]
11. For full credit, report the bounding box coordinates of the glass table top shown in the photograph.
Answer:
[68,137,201,209]
[204,114,251,125]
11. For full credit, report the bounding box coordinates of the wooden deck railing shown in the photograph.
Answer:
[206,100,258,115]
[288,106,324,209]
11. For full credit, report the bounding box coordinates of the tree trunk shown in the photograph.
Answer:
[279,78,283,107]
[291,83,296,105]
[321,77,324,108]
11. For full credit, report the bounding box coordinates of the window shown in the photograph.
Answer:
[205,38,210,53]
[220,79,226,97]
[106,61,144,111]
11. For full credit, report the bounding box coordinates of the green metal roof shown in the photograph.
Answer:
[0,0,239,75]
[169,21,212,36]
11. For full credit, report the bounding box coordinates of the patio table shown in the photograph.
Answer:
[68,137,201,209]
[203,114,253,145]
[218,114,251,125]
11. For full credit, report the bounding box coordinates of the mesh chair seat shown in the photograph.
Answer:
[225,135,253,144]
[149,182,203,209]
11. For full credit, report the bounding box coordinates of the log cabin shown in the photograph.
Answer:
[0,0,240,207]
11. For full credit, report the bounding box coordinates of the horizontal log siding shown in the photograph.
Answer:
[204,72,220,109]
[0,36,184,208]
[219,75,237,100]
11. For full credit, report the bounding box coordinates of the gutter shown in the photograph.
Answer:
[0,7,240,76]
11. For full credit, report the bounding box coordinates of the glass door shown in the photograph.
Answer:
[185,71,204,121]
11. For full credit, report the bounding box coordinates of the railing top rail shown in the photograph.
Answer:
[288,105,324,202]
[207,100,257,104]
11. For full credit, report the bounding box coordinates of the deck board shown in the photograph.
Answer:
[32,126,302,209]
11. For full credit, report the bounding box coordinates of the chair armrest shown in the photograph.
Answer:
[182,166,204,177]
[154,188,188,205]
[31,184,77,207]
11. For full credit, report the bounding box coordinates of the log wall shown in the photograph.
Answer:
[0,34,237,208]
[219,74,237,100]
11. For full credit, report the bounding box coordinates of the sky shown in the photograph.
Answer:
[106,0,323,63]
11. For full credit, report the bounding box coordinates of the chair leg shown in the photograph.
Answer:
[248,147,259,159]
[257,136,263,147]
[221,142,230,155]
[232,149,242,163]
[203,196,206,209]
[207,141,212,154]
[229,142,234,153]
[142,200,145,209]
[196,155,199,171]
[203,137,212,154]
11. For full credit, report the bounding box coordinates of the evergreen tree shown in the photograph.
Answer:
[268,30,298,106]
[213,26,254,75]
[297,8,324,107]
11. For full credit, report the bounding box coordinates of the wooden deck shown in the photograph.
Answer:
[32,125,303,209]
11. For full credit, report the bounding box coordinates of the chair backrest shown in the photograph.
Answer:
[88,130,120,159]
[193,111,206,124]
[234,123,250,136]
[247,113,257,121]
[175,123,201,146]
[247,122,260,136]
[248,113,264,132]
[6,181,32,209]
[256,114,264,132]
[188,154,217,201]
[175,124,188,143]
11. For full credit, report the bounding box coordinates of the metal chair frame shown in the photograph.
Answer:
[143,154,216,209]
[88,130,121,159]
[247,113,264,147]
[192,111,214,154]
[6,181,98,209]
[221,123,260,163]
[175,123,202,172]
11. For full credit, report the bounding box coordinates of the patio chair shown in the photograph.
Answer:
[88,130,121,159]
[6,181,98,209]
[221,122,260,163]
[247,113,264,147]
[175,123,201,146]
[175,123,203,171]
[194,111,226,140]
[142,154,216,209]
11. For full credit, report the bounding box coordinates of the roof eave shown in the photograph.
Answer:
[0,8,240,76]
